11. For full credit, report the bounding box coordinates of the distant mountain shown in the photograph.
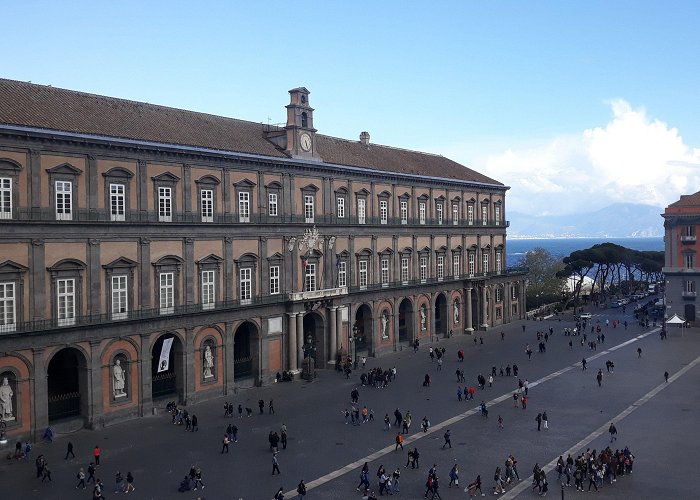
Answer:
[508,203,664,238]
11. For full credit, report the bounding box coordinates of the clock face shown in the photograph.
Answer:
[300,133,312,152]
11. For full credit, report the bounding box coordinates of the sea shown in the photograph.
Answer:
[506,237,664,268]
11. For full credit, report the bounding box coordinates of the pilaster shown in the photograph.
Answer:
[184,238,195,304]
[139,238,152,308]
[88,239,101,315]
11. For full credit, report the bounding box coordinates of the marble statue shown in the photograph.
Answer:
[453,300,460,324]
[0,377,13,419]
[113,359,126,398]
[381,311,389,338]
[420,305,427,331]
[203,345,214,378]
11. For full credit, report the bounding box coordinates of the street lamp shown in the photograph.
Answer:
[351,323,359,370]
[302,334,316,380]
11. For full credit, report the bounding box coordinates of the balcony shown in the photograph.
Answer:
[681,235,697,243]
[682,291,697,299]
[288,286,347,302]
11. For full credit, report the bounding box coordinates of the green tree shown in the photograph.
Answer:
[518,247,566,309]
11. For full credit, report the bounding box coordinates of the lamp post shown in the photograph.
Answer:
[302,334,316,380]
[351,323,359,370]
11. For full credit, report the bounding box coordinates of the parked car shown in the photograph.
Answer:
[580,313,592,319]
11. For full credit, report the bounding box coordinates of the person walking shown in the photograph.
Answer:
[221,433,230,453]
[581,357,587,370]
[193,466,205,490]
[430,475,443,499]
[65,441,75,460]
[281,424,288,449]
[542,411,548,430]
[664,371,669,383]
[269,399,275,414]
[609,422,618,442]
[274,486,285,500]
[597,369,603,387]
[442,429,452,449]
[536,412,542,431]
[448,464,459,487]
[41,463,52,482]
[93,445,101,466]
[498,415,504,429]
[125,471,135,493]
[272,452,281,475]
[637,347,642,358]
[297,479,307,499]
[114,471,125,493]
[512,393,518,408]
[259,399,265,414]
[87,462,96,484]
[395,432,404,451]
[76,467,87,489]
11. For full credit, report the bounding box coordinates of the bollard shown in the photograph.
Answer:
[561,483,565,500]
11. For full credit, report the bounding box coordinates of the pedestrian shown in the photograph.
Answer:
[513,393,518,408]
[524,379,529,395]
[274,486,285,500]
[125,471,135,493]
[581,358,587,370]
[498,415,504,429]
[542,411,548,430]
[272,452,281,475]
[87,462,96,483]
[521,395,528,409]
[259,399,265,414]
[501,331,505,340]
[281,424,288,449]
[191,414,198,431]
[609,422,618,442]
[193,467,205,490]
[77,467,87,489]
[437,357,443,371]
[93,445,101,466]
[466,475,483,498]
[442,429,452,449]
[23,441,31,461]
[457,386,463,401]
[664,370,669,383]
[488,375,493,387]
[41,463,52,482]
[238,403,243,418]
[115,471,125,493]
[384,413,391,430]
[221,433,230,453]
[597,369,603,387]
[94,478,106,500]
[269,399,275,414]
[395,432,404,451]
[637,347,642,358]
[65,441,76,459]
[536,412,542,431]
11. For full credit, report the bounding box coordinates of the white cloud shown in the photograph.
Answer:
[453,100,700,215]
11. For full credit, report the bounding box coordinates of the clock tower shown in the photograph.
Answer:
[285,87,320,160]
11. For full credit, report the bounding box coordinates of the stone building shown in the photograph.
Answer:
[0,79,526,438]
[663,191,700,324]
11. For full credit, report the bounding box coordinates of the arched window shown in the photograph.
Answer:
[301,112,308,128]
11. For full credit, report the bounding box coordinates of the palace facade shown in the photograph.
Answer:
[0,79,526,438]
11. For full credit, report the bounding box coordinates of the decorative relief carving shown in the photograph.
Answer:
[224,236,233,243]
[185,238,195,245]
[31,239,44,247]
[89,239,101,246]
[139,237,151,245]
[327,236,336,250]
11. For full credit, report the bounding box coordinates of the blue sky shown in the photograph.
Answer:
[3,1,700,215]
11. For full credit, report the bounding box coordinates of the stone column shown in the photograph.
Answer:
[328,306,337,364]
[87,155,98,211]
[224,237,233,300]
[31,348,47,441]
[183,164,192,216]
[87,339,103,429]
[482,286,489,328]
[224,321,235,394]
[139,238,152,308]
[288,313,298,371]
[296,313,304,370]
[139,332,153,417]
[88,239,101,315]
[183,327,196,405]
[465,287,474,333]
[184,238,195,304]
[30,239,46,322]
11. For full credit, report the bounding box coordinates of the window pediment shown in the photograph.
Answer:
[197,254,223,266]
[151,172,180,183]
[234,178,256,188]
[418,193,429,201]
[46,162,82,175]
[154,255,184,267]
[378,190,391,198]
[102,257,137,270]
[0,158,22,172]
[102,167,134,179]
[48,258,86,273]
[355,188,370,197]
[0,260,29,279]
[235,253,258,266]
[195,175,220,186]
[266,181,282,190]
[267,252,284,263]
[301,184,319,192]
[356,248,372,258]
[435,195,446,202]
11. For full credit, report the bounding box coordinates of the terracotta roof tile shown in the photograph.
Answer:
[667,190,700,209]
[0,79,502,186]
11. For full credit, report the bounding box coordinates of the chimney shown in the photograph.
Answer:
[359,131,370,147]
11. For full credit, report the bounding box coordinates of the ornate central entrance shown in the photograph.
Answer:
[47,348,87,422]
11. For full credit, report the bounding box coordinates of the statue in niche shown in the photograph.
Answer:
[113,359,126,398]
[454,300,460,324]
[420,305,427,331]
[381,311,389,338]
[0,376,13,420]
[203,345,214,378]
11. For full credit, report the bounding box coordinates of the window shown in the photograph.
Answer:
[338,261,347,287]
[270,265,280,295]
[467,204,474,225]
[496,251,502,274]
[685,253,694,268]
[401,257,409,283]
[57,278,76,325]
[268,193,278,217]
[512,286,517,300]
[452,204,459,225]
[304,195,315,223]
[337,196,345,218]
[239,191,250,223]
[419,202,426,224]
[0,282,15,332]
[358,198,366,224]
[159,272,174,314]
[496,308,502,319]
[380,200,388,224]
[685,280,696,293]
[512,304,518,315]
[381,258,390,286]
[201,270,215,310]
[482,252,489,274]
[420,256,428,282]
[400,200,408,224]
[453,254,460,278]
[481,204,488,225]
[201,189,214,222]
[158,187,172,222]
[495,205,501,226]
[468,252,475,276]
[304,262,317,292]
[685,225,695,237]
[0,177,12,220]
[437,255,444,280]
[239,268,252,303]
[496,287,503,302]
[436,203,443,224]
[109,184,126,222]
[359,260,368,289]
[56,180,73,220]
[111,275,128,320]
